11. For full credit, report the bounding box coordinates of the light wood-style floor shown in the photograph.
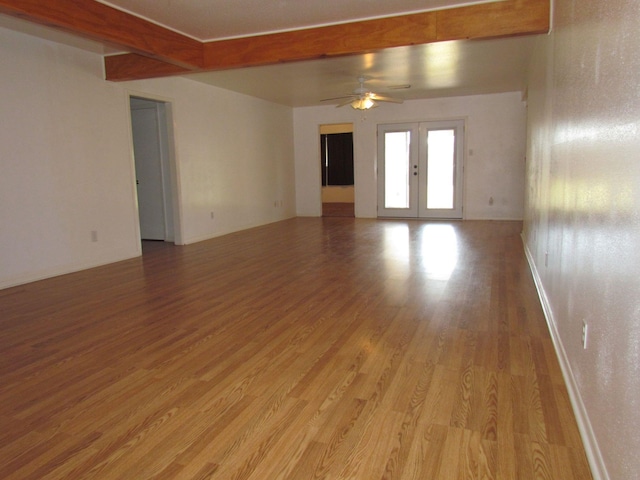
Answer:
[322,203,355,217]
[0,218,592,479]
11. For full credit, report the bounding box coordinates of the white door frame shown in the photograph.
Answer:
[377,119,465,219]
[128,94,183,244]
[376,123,419,217]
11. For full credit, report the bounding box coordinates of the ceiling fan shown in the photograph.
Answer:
[321,76,406,110]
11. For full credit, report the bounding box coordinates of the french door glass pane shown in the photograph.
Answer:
[426,129,455,209]
[384,131,411,209]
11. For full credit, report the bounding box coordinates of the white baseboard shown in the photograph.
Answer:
[183,215,297,245]
[0,248,141,291]
[521,235,609,480]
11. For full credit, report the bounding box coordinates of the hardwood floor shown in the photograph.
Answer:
[0,218,592,479]
[322,203,355,217]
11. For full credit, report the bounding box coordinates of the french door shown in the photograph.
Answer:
[377,120,464,218]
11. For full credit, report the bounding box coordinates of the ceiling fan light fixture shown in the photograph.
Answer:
[351,97,376,110]
[322,76,400,109]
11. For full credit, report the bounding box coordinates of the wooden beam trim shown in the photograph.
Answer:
[0,0,203,68]
[203,13,437,71]
[435,0,550,41]
[104,0,550,82]
[202,0,549,71]
[104,53,191,81]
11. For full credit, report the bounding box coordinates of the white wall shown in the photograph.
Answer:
[523,0,640,478]
[0,27,139,288]
[294,92,527,219]
[125,77,296,244]
[0,26,295,289]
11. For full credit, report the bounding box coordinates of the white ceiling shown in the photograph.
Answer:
[187,37,536,107]
[1,1,540,108]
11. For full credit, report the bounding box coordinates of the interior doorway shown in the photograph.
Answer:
[377,120,464,219]
[320,123,354,217]
[129,96,178,245]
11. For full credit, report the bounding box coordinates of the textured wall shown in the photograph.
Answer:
[523,0,640,478]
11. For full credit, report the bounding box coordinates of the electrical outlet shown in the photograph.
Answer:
[91,230,98,242]
[582,321,588,349]
[210,211,214,220]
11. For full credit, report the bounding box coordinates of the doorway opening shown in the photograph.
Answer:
[377,120,464,219]
[320,123,354,217]
[129,96,181,249]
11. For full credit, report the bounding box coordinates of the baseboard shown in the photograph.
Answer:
[183,215,297,245]
[521,235,609,480]
[463,216,524,221]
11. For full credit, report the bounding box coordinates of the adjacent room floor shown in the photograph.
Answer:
[0,218,592,479]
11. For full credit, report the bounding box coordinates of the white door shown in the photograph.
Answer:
[377,123,419,217]
[377,120,464,219]
[131,101,167,240]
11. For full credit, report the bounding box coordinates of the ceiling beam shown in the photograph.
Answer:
[105,0,549,81]
[436,0,550,41]
[104,53,191,81]
[199,0,549,72]
[0,0,203,69]
[202,12,437,71]
[1,0,548,82]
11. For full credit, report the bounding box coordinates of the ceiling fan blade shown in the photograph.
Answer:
[335,97,357,107]
[321,76,408,107]
[320,94,357,102]
[369,94,403,104]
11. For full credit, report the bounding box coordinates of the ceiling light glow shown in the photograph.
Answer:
[351,97,376,110]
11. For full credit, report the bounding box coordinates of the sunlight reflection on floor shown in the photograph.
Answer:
[382,222,458,282]
[419,224,458,280]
